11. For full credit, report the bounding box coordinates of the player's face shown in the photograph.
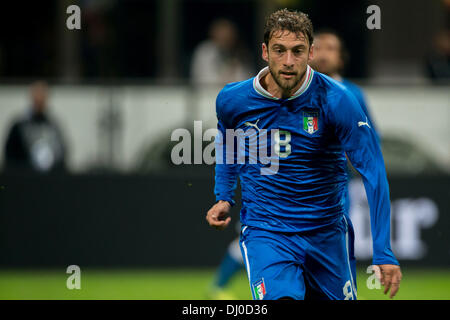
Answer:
[262,30,313,92]
[310,34,342,76]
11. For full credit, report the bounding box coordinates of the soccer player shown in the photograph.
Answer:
[207,30,381,299]
[206,9,402,300]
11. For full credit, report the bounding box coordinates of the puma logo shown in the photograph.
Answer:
[244,119,261,132]
[358,116,371,128]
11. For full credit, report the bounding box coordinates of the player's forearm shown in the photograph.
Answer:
[214,164,239,206]
[355,156,398,265]
[361,175,399,265]
[347,146,399,265]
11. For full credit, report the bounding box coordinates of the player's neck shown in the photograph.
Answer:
[262,68,307,100]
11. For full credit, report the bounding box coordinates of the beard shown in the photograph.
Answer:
[269,65,305,92]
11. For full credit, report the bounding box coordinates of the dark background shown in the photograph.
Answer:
[0,0,447,81]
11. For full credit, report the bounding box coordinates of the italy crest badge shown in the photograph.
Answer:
[303,111,319,134]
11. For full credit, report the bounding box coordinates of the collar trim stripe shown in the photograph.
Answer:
[253,71,277,100]
[288,66,314,100]
[252,65,314,100]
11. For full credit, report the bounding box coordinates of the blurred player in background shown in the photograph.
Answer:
[425,28,450,81]
[206,9,401,300]
[190,18,253,86]
[3,80,67,174]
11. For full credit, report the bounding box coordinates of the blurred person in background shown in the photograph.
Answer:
[425,29,450,81]
[190,18,253,86]
[3,81,67,174]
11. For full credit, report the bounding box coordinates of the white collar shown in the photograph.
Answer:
[253,65,314,100]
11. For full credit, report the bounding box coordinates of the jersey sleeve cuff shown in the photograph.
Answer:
[372,246,399,266]
[215,196,235,206]
[372,257,400,266]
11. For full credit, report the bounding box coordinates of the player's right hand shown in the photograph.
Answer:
[206,200,231,230]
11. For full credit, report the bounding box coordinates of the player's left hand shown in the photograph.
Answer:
[375,264,402,299]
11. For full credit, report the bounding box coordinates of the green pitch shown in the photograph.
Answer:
[0,268,449,300]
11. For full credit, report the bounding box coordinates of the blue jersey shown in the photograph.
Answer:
[214,65,398,265]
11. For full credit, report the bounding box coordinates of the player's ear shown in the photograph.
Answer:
[262,42,269,62]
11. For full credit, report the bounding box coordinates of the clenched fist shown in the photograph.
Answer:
[206,200,232,230]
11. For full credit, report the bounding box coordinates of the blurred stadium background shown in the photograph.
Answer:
[0,0,449,300]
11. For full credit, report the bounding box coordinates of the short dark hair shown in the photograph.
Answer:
[314,28,350,68]
[264,9,314,47]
